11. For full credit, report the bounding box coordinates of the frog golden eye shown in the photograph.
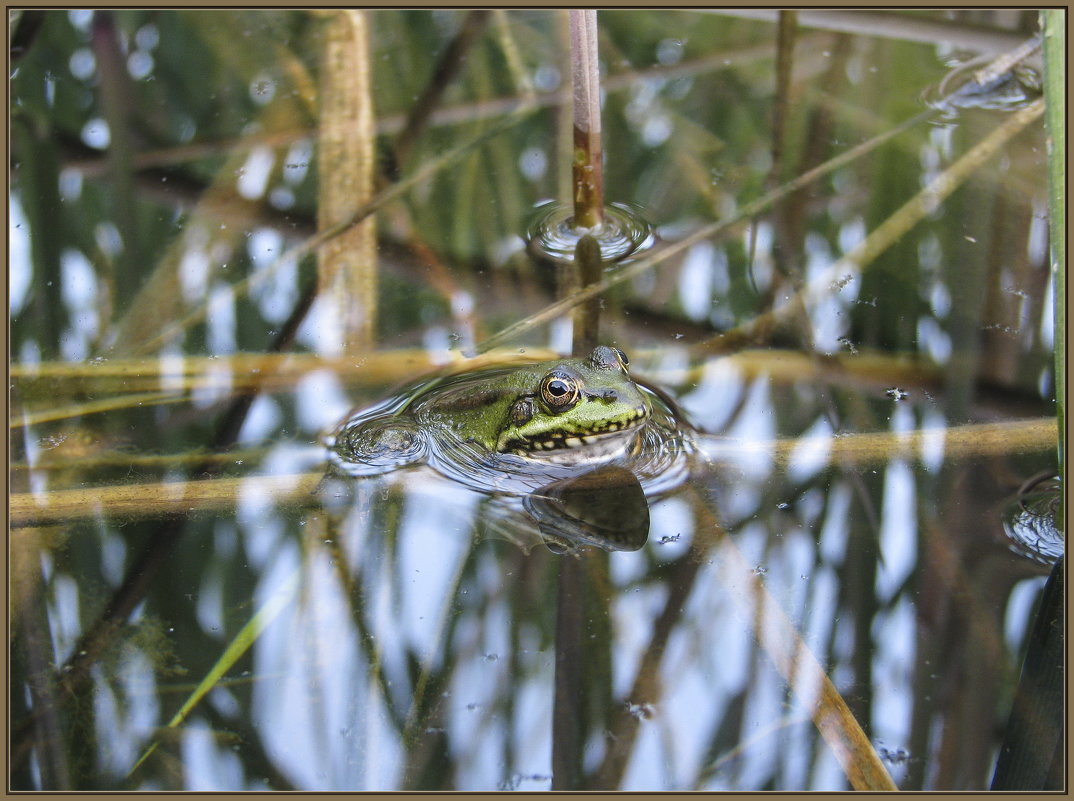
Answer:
[612,347,629,367]
[541,370,581,410]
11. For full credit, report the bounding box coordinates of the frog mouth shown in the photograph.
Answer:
[501,408,648,456]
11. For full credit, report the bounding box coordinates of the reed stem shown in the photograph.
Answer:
[318,10,376,354]
[569,10,604,230]
[1041,9,1064,477]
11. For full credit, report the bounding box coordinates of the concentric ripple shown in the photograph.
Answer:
[924,61,1042,121]
[525,200,656,265]
[1001,473,1064,565]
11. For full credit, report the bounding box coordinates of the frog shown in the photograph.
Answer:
[328,345,653,477]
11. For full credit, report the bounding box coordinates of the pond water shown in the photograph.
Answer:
[9,8,1062,792]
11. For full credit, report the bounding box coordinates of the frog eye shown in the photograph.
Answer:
[541,370,582,410]
[612,347,629,367]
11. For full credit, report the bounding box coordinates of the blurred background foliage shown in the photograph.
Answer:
[9,8,1061,792]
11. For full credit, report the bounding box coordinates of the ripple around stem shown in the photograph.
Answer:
[924,62,1042,122]
[525,200,656,265]
[1001,473,1064,565]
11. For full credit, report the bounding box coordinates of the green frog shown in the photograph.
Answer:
[328,345,653,476]
[327,345,693,552]
[413,345,650,459]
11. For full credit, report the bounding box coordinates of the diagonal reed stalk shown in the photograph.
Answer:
[137,96,540,355]
[696,495,898,791]
[390,10,491,172]
[476,88,1044,356]
[594,490,897,791]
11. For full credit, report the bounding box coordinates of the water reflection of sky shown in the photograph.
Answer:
[207,342,944,790]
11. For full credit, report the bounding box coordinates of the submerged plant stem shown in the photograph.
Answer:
[571,233,603,356]
[552,554,586,789]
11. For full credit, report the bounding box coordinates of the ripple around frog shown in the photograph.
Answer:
[325,394,429,477]
[326,375,694,500]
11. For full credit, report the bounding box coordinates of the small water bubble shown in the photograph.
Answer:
[499,776,521,792]
[885,387,908,401]
[753,565,768,575]
[878,745,912,765]
[776,502,789,510]
[656,38,685,66]
[837,336,859,354]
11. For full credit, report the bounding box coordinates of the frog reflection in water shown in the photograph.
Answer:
[327,346,689,553]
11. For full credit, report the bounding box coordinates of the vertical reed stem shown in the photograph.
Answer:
[553,19,607,790]
[318,10,376,354]
[1041,9,1064,478]
[569,10,604,230]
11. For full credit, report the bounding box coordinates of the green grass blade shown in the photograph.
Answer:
[127,568,300,780]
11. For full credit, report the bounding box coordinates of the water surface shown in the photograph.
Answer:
[9,8,1059,791]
